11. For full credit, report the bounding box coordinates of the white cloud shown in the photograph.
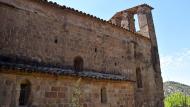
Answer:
[160,49,190,85]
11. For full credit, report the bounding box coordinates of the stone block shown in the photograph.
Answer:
[51,87,61,92]
[45,92,57,98]
[57,92,65,98]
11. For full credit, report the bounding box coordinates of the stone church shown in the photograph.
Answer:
[0,0,164,107]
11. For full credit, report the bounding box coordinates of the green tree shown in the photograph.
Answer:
[165,92,190,107]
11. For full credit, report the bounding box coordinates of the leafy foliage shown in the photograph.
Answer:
[164,92,190,107]
[70,78,82,107]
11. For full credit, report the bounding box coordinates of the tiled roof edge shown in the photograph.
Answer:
[39,0,149,39]
[0,61,135,82]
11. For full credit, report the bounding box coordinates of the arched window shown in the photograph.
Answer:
[101,87,107,103]
[19,80,31,106]
[74,56,83,72]
[136,68,143,88]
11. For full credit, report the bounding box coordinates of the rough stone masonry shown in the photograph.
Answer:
[0,0,164,107]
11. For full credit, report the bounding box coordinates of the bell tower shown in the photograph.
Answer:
[110,4,164,107]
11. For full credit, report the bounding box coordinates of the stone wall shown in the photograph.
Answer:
[0,71,135,107]
[0,0,164,107]
[0,0,150,79]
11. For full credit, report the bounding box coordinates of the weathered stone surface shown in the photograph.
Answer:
[0,72,135,107]
[0,0,164,107]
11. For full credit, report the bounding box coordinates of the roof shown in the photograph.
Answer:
[111,4,153,19]
[33,0,149,38]
[0,0,151,40]
[0,61,134,82]
[125,4,153,13]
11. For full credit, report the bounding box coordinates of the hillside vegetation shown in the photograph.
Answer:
[164,81,190,96]
[164,81,190,107]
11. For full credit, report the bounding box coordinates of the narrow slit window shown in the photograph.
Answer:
[19,82,31,106]
[136,68,143,88]
[101,87,107,103]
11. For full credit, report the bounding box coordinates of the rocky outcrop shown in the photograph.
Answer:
[164,81,190,97]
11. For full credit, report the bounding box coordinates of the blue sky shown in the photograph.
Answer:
[51,0,190,85]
